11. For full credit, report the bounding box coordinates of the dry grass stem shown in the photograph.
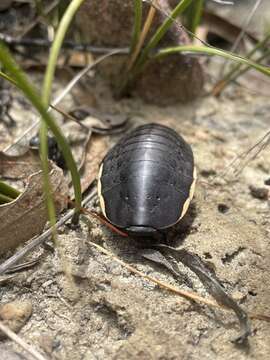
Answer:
[0,321,48,360]
[127,0,157,71]
[88,241,270,323]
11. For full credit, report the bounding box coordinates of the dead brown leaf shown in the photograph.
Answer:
[0,165,68,254]
[79,134,108,194]
[0,150,41,179]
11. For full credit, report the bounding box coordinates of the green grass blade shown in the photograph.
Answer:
[0,43,82,214]
[130,0,143,54]
[43,0,87,104]
[41,0,85,222]
[136,0,193,69]
[187,0,204,36]
[0,193,13,204]
[155,45,270,77]
[214,31,270,94]
[0,181,20,199]
[39,122,56,227]
[0,70,17,86]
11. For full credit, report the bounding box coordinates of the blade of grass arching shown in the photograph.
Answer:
[135,0,193,70]
[234,48,270,82]
[220,0,262,77]
[130,0,143,54]
[0,181,20,199]
[0,193,13,204]
[185,0,204,36]
[41,0,85,222]
[213,31,270,95]
[0,70,17,86]
[42,0,86,104]
[0,44,81,217]
[154,45,270,77]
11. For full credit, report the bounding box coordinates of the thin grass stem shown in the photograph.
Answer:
[0,44,81,219]
[0,193,13,204]
[42,0,86,104]
[41,0,85,225]
[155,45,270,77]
[189,0,204,36]
[130,0,143,54]
[135,0,193,70]
[0,70,17,86]
[213,31,270,95]
[0,181,20,199]
[127,0,157,71]
[220,0,262,76]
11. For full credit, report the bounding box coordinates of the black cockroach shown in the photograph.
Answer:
[97,123,251,344]
[98,123,196,239]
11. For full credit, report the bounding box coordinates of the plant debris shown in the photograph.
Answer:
[0,164,68,254]
[0,301,32,339]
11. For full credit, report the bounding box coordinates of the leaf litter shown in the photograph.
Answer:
[0,152,68,254]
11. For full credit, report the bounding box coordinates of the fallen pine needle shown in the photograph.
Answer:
[88,241,270,322]
[88,241,229,308]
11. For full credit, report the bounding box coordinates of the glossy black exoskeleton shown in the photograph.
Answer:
[98,123,196,238]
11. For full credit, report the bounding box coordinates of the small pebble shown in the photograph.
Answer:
[249,185,269,200]
[0,301,32,338]
[39,334,60,355]
[231,290,245,301]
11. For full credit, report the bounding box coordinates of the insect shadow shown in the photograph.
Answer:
[126,202,198,289]
[108,200,250,347]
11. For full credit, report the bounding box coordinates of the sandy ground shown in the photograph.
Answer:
[0,65,270,360]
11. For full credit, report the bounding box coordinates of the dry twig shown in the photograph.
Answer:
[0,321,48,360]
